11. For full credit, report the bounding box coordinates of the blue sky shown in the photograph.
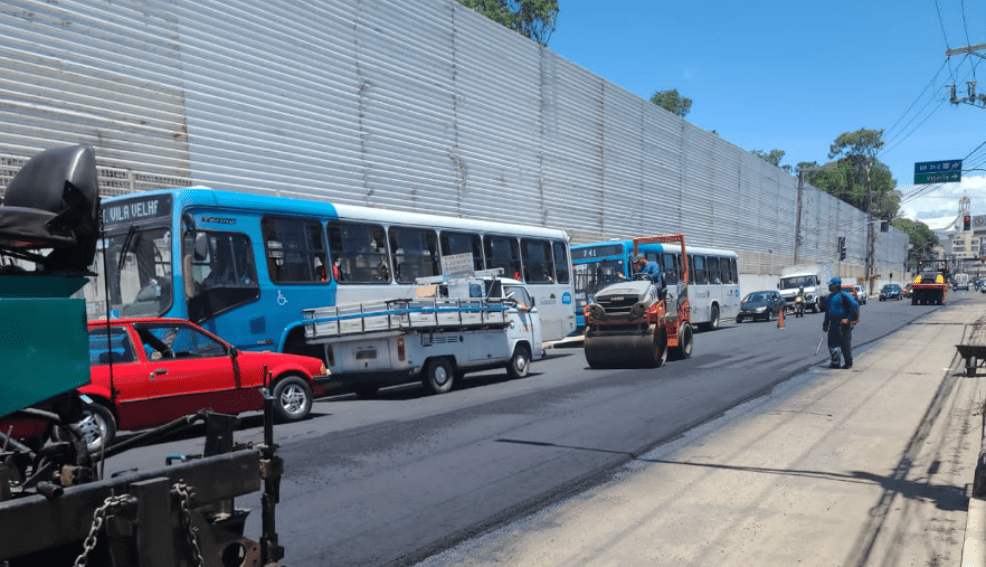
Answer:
[547,0,986,220]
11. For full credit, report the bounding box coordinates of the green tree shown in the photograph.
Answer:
[752,149,794,174]
[649,89,692,118]
[457,0,559,45]
[804,128,899,220]
[892,218,940,271]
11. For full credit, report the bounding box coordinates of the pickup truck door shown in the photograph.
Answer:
[504,284,542,357]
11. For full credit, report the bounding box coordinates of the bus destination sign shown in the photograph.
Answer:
[102,194,173,226]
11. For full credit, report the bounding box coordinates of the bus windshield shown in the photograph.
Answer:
[574,259,626,297]
[86,226,174,319]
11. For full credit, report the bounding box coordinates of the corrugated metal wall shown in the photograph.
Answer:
[0,0,906,277]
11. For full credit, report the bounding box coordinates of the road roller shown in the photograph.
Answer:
[583,234,693,368]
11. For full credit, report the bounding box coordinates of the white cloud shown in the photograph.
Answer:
[899,174,986,220]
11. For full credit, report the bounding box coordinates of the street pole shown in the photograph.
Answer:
[864,160,874,296]
[794,170,804,265]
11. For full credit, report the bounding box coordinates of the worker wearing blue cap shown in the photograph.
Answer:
[823,277,858,369]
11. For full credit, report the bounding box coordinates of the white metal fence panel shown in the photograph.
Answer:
[0,0,907,276]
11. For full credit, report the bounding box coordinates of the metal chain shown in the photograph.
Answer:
[173,482,205,567]
[73,494,132,567]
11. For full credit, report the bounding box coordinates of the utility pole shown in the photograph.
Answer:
[946,44,986,106]
[794,170,805,265]
[864,159,875,296]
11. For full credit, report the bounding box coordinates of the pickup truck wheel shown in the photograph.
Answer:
[58,402,116,455]
[273,376,313,421]
[506,344,531,379]
[423,358,454,394]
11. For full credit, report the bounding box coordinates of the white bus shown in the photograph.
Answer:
[88,188,576,356]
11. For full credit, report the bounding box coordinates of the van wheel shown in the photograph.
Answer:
[273,376,313,421]
[423,358,454,394]
[506,344,531,378]
[353,384,380,399]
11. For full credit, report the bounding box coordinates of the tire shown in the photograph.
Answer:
[652,328,668,368]
[60,402,116,455]
[353,384,380,399]
[673,322,693,360]
[272,376,313,422]
[764,309,774,322]
[506,344,531,379]
[702,304,720,331]
[735,316,743,324]
[422,357,454,394]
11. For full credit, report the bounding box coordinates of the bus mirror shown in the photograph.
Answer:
[181,212,196,236]
[193,232,209,262]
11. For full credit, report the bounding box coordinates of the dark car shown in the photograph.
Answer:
[736,290,786,323]
[879,283,903,301]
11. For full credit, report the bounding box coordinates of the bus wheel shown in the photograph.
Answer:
[506,344,531,379]
[422,357,454,395]
[702,304,720,331]
[273,376,313,421]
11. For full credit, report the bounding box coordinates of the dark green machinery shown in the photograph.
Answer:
[0,146,286,567]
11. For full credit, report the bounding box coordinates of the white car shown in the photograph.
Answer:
[853,285,867,304]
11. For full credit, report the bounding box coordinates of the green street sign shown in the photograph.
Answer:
[914,160,962,184]
[914,171,962,184]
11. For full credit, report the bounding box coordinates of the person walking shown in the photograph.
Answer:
[822,277,858,369]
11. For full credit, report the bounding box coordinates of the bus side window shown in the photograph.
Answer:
[327,222,390,284]
[663,253,678,285]
[552,241,570,284]
[730,257,739,284]
[484,235,521,280]
[707,256,721,284]
[440,231,484,272]
[262,217,327,284]
[389,226,439,284]
[521,238,553,283]
[693,255,708,284]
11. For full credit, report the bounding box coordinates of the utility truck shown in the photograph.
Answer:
[778,263,833,313]
[298,266,543,396]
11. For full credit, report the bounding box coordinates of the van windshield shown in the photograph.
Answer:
[779,276,814,289]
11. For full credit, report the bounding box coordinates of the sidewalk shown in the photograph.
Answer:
[417,305,986,567]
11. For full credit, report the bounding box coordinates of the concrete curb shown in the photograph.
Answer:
[963,497,986,567]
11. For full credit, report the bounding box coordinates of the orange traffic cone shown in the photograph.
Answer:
[777,308,786,329]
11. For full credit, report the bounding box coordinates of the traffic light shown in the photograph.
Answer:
[838,236,846,261]
[964,215,971,231]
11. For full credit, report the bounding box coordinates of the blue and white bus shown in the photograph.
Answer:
[572,240,739,331]
[86,188,575,356]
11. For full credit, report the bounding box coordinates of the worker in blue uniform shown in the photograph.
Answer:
[633,254,663,287]
[823,276,858,369]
